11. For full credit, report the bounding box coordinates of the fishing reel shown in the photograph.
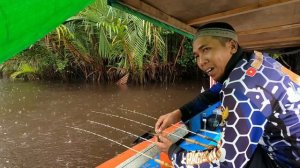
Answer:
[201,109,223,131]
[206,114,222,131]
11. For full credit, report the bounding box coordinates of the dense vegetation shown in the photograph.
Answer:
[0,0,204,84]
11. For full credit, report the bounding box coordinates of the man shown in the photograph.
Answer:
[155,22,300,168]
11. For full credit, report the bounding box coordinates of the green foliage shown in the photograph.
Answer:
[10,63,36,80]
[177,39,195,68]
[2,0,195,84]
[270,53,282,59]
[55,59,68,72]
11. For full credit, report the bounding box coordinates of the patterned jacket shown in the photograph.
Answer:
[170,50,300,168]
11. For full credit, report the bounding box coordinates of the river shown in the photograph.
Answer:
[0,79,208,167]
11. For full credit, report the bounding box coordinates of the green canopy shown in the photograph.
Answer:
[0,0,94,63]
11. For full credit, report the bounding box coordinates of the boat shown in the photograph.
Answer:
[96,1,300,166]
[98,102,221,168]
[1,1,299,167]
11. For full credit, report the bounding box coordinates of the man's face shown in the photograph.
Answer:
[192,36,234,81]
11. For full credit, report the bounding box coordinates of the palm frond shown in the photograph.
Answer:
[10,63,36,79]
[98,28,111,59]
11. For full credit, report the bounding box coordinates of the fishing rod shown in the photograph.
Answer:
[66,126,173,168]
[90,111,215,149]
[118,107,157,120]
[91,111,153,129]
[87,120,155,144]
[118,108,218,144]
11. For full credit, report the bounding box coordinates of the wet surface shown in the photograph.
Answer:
[0,80,207,167]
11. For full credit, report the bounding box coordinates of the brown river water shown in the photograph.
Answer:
[0,79,208,167]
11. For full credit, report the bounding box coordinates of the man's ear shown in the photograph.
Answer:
[229,40,238,54]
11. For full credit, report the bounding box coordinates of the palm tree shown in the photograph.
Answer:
[77,0,167,83]
[2,0,168,84]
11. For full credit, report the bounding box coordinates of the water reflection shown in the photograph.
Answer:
[0,80,207,167]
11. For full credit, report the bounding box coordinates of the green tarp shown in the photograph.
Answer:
[0,0,94,64]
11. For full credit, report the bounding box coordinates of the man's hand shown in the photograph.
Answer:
[155,109,182,133]
[155,133,173,153]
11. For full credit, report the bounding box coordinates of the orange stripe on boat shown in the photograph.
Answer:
[97,123,182,168]
[160,153,172,168]
[97,140,152,168]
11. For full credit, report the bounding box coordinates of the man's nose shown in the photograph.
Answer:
[198,56,208,67]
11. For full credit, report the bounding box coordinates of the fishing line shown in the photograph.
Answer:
[66,126,173,168]
[118,108,218,144]
[87,120,154,144]
[90,111,215,149]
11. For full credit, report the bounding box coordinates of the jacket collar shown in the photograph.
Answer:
[218,46,245,83]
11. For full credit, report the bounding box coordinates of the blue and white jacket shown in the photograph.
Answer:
[170,49,300,168]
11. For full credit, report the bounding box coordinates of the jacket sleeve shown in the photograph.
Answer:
[180,82,222,122]
[169,87,268,168]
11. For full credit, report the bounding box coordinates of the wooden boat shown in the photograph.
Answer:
[1,1,299,167]
[97,1,300,166]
